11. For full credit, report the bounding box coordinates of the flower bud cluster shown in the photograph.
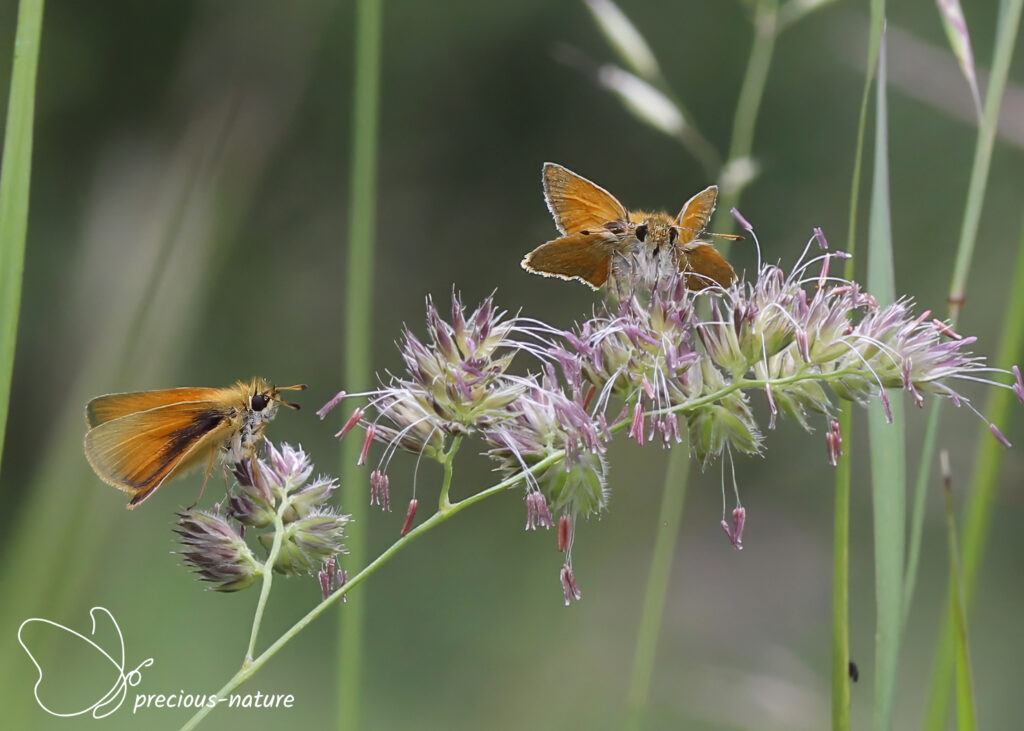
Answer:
[356,294,532,463]
[176,442,348,592]
[484,370,609,519]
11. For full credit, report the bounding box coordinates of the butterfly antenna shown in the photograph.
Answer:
[671,224,744,241]
[272,384,306,410]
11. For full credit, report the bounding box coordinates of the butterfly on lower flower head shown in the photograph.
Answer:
[83,378,305,508]
[521,162,739,290]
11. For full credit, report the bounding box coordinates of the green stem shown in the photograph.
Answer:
[714,0,778,240]
[243,491,292,666]
[830,23,871,727]
[438,436,462,511]
[646,367,862,420]
[830,5,883,729]
[625,445,690,729]
[941,456,977,731]
[831,404,851,731]
[337,0,384,727]
[178,449,566,731]
[0,0,45,470]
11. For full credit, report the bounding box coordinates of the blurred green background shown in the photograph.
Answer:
[1,1,1021,729]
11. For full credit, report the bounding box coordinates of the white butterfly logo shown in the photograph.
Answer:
[18,606,153,719]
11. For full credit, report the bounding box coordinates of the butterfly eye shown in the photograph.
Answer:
[669,228,678,244]
[635,224,648,242]
[251,393,270,411]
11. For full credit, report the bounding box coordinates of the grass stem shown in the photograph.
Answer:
[337,0,384,727]
[625,446,690,729]
[0,0,45,470]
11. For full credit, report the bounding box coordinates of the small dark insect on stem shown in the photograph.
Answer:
[849,660,859,683]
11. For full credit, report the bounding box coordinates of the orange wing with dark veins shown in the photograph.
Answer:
[86,387,229,428]
[675,185,718,242]
[84,400,232,507]
[543,163,628,235]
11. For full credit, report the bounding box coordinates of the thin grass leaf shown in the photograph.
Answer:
[583,0,659,80]
[625,446,689,730]
[0,0,45,472]
[925,211,1024,730]
[865,28,906,731]
[337,0,384,728]
[935,0,983,120]
[831,406,852,731]
[939,450,977,731]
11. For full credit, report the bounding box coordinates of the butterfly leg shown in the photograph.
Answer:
[186,450,218,510]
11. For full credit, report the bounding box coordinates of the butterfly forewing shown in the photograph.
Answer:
[84,400,233,506]
[543,163,628,235]
[86,387,229,428]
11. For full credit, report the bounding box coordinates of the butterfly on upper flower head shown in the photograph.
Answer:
[521,162,739,290]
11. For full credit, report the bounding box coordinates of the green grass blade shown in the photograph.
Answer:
[925,212,1024,730]
[626,446,690,729]
[831,406,852,731]
[939,450,977,731]
[865,29,906,731]
[337,0,384,728]
[0,0,45,472]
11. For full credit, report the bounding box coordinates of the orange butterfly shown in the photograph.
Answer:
[522,162,739,290]
[83,378,304,508]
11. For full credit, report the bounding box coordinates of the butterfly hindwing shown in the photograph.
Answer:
[521,231,614,289]
[679,242,737,289]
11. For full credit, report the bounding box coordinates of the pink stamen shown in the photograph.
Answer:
[334,408,365,439]
[629,401,645,445]
[317,390,347,420]
[400,498,418,536]
[357,425,375,466]
[932,319,962,339]
[731,207,753,231]
[557,514,572,552]
[989,423,1012,449]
